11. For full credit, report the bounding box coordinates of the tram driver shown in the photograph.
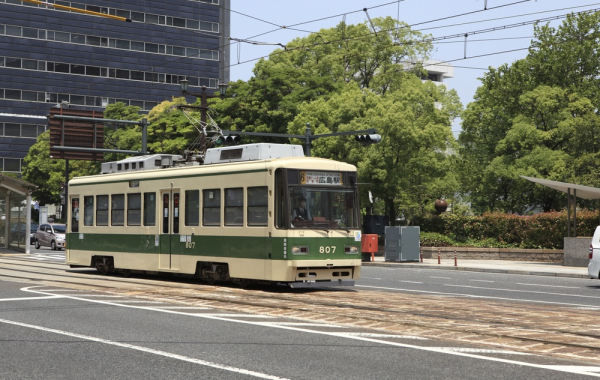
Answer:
[292,197,311,221]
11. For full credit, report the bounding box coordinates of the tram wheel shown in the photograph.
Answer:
[236,279,252,289]
[121,269,131,278]
[96,262,109,275]
[95,257,113,275]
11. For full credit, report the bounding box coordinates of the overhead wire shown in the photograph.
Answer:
[31,2,599,99]
[223,7,599,72]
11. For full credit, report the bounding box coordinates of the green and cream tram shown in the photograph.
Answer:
[65,144,362,287]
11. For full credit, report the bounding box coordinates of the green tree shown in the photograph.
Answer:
[459,11,600,213]
[21,131,99,205]
[212,17,432,136]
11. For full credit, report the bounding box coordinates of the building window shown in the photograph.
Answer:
[3,158,20,172]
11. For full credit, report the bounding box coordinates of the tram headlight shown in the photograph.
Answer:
[344,246,359,254]
[291,246,309,255]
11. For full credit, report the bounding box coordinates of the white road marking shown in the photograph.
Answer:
[194,314,275,318]
[106,300,166,303]
[0,295,63,302]
[0,317,290,380]
[544,366,600,373]
[516,283,579,289]
[340,333,428,340]
[261,322,347,328]
[400,281,423,284]
[443,284,600,299]
[65,295,124,298]
[471,280,494,283]
[433,347,531,355]
[21,286,600,378]
[430,276,451,279]
[151,307,212,310]
[356,285,600,308]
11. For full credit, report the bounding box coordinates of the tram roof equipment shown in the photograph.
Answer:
[204,143,304,165]
[100,144,305,174]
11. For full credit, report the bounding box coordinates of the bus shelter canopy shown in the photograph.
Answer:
[521,175,600,237]
[521,176,600,200]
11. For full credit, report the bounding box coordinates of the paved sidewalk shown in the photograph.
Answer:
[0,247,25,256]
[363,256,591,279]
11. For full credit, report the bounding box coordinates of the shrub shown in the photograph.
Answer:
[420,232,455,247]
[413,210,597,249]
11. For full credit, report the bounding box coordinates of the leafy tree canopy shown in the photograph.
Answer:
[459,11,600,213]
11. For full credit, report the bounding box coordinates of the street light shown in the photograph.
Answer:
[179,78,228,124]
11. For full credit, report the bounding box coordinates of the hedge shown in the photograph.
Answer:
[414,210,599,249]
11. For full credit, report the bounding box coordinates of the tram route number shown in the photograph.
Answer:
[319,246,336,254]
[185,242,196,249]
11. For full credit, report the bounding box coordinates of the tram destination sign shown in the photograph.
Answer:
[300,171,343,186]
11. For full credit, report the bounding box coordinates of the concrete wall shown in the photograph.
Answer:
[564,237,592,267]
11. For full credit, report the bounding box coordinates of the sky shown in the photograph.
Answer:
[228,0,600,135]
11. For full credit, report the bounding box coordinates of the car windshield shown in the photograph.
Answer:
[289,187,359,229]
[52,225,66,233]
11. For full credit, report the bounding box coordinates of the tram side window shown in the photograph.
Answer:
[143,192,156,226]
[225,188,243,226]
[84,196,93,226]
[275,169,285,228]
[185,190,199,226]
[203,189,221,226]
[247,187,268,226]
[71,197,79,233]
[128,193,141,226]
[96,195,109,226]
[111,194,125,226]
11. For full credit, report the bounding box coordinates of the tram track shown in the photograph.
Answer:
[2,256,600,363]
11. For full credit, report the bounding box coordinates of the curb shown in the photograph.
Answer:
[362,262,591,279]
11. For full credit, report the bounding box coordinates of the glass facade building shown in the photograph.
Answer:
[0,0,230,172]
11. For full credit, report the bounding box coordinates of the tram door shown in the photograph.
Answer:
[159,189,180,270]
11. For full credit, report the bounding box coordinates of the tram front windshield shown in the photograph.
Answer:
[289,187,359,229]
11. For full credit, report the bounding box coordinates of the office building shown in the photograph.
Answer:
[0,0,230,172]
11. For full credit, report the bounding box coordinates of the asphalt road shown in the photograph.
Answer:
[1,272,599,379]
[359,266,600,308]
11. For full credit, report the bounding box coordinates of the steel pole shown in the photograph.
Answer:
[305,124,312,157]
[64,159,69,224]
[141,118,148,155]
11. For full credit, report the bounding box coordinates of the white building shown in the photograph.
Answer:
[422,60,454,85]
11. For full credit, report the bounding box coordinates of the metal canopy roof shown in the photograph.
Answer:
[521,176,600,199]
[0,174,37,196]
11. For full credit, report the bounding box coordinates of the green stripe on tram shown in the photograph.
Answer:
[69,169,269,187]
[66,233,359,261]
